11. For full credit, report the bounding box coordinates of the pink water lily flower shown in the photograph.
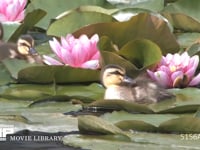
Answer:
[43,34,100,70]
[147,52,200,88]
[0,0,27,22]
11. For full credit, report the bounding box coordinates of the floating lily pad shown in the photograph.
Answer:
[110,0,164,12]
[162,0,200,32]
[63,131,200,150]
[2,59,35,79]
[118,39,162,69]
[27,0,114,29]
[78,115,130,140]
[0,63,14,85]
[18,65,100,83]
[0,84,54,100]
[0,113,78,133]
[74,13,179,54]
[98,37,162,75]
[47,6,117,37]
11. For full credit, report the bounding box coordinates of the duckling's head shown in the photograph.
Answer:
[17,35,38,55]
[101,64,131,88]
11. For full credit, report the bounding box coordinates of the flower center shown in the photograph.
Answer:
[170,65,176,72]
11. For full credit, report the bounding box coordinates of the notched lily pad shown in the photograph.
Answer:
[74,12,179,54]
[118,39,162,69]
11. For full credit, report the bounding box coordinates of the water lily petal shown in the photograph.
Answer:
[154,71,171,88]
[171,71,183,81]
[81,60,100,69]
[185,67,196,80]
[188,55,199,71]
[173,53,181,66]
[165,53,173,64]
[43,55,63,65]
[0,0,26,22]
[157,65,171,75]
[180,52,190,67]
[49,38,62,58]
[189,73,200,86]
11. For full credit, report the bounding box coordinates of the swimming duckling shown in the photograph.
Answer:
[101,64,175,104]
[0,34,43,63]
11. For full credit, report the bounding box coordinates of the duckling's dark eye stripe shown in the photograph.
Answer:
[109,71,123,76]
[19,42,29,47]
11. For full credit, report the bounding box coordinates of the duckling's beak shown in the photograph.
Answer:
[123,76,136,84]
[29,47,38,55]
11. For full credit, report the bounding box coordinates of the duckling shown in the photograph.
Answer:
[0,34,43,64]
[101,64,175,104]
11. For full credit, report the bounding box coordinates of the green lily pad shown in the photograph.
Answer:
[47,6,117,37]
[176,32,200,49]
[0,63,14,85]
[162,13,200,32]
[111,0,164,12]
[0,113,78,133]
[149,88,200,113]
[18,65,100,83]
[0,84,54,100]
[162,0,200,32]
[57,83,104,101]
[100,51,140,77]
[2,23,20,42]
[63,131,200,150]
[118,39,162,69]
[78,115,130,140]
[2,59,35,79]
[2,59,100,83]
[27,0,114,29]
[101,111,199,133]
[102,111,181,128]
[163,0,200,22]
[74,12,179,54]
[159,116,200,133]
